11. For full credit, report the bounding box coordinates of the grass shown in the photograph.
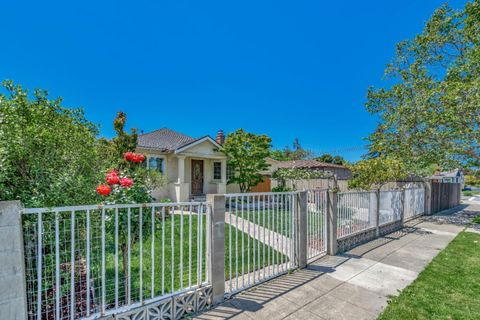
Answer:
[463,190,480,197]
[378,231,480,320]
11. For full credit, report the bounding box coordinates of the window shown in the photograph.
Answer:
[227,164,235,180]
[148,157,164,173]
[213,162,222,180]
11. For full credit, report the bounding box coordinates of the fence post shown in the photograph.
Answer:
[0,201,27,320]
[424,180,432,215]
[206,194,226,305]
[375,190,381,237]
[296,191,308,268]
[400,188,406,224]
[326,190,338,255]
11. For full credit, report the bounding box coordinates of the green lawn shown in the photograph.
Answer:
[228,209,325,237]
[378,231,480,320]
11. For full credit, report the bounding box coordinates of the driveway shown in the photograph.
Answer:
[194,207,472,320]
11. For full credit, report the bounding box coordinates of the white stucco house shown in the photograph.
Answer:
[136,128,227,202]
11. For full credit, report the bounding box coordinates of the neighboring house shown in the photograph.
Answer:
[429,169,464,188]
[136,128,227,201]
[225,158,352,193]
[272,159,352,180]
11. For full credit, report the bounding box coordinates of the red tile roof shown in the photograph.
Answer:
[276,160,347,169]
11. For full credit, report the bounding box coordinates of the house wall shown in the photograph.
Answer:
[137,142,227,202]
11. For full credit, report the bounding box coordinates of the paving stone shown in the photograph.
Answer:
[304,293,376,320]
[329,282,387,314]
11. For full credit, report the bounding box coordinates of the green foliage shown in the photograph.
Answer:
[271,138,313,161]
[221,129,272,193]
[366,1,480,174]
[348,157,407,190]
[465,174,480,187]
[0,80,101,207]
[316,153,346,165]
[271,186,293,192]
[272,167,330,181]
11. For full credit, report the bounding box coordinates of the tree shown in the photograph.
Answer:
[365,1,480,175]
[96,112,165,302]
[348,157,407,190]
[221,129,272,192]
[271,138,313,161]
[0,80,101,207]
[316,153,346,165]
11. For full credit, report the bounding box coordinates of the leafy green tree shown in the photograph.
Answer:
[348,157,407,190]
[316,153,346,165]
[0,80,101,207]
[365,1,480,175]
[221,129,272,192]
[271,138,313,161]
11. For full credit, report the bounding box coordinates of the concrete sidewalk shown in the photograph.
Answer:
[194,214,466,320]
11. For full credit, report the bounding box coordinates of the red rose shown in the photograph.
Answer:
[124,152,135,161]
[96,184,111,196]
[120,177,133,187]
[106,173,120,185]
[107,169,119,176]
[132,154,145,163]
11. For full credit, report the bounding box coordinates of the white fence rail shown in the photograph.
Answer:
[306,190,327,261]
[379,190,403,226]
[224,192,297,296]
[404,188,425,220]
[22,202,208,320]
[337,191,376,239]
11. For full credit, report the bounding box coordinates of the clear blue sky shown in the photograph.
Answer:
[0,0,468,161]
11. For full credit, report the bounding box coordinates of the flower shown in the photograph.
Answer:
[96,184,112,196]
[132,153,145,163]
[124,152,135,161]
[120,177,134,187]
[107,169,119,176]
[106,173,120,185]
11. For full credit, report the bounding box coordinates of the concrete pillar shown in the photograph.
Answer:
[375,190,381,237]
[177,156,186,184]
[0,201,27,320]
[206,194,225,305]
[296,191,308,268]
[400,188,406,224]
[326,191,338,255]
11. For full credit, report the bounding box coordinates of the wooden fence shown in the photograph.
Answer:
[431,182,461,213]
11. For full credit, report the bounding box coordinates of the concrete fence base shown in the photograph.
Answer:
[0,201,27,320]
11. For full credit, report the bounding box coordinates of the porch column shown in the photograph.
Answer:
[177,155,185,183]
[221,159,227,184]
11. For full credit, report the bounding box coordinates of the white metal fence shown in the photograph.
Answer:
[379,190,403,225]
[404,188,425,220]
[18,187,429,320]
[306,189,327,261]
[224,192,297,296]
[337,191,376,238]
[22,202,208,320]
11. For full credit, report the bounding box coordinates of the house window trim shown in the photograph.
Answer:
[146,155,166,174]
[213,161,222,181]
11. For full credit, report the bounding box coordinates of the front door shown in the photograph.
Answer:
[191,160,204,196]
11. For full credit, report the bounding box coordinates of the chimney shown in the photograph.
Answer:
[216,130,225,145]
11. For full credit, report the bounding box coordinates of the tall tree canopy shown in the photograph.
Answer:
[0,80,101,207]
[316,153,347,165]
[221,129,272,193]
[271,138,313,161]
[366,1,480,175]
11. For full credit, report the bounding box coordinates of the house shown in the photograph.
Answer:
[272,159,352,179]
[429,169,464,188]
[225,158,352,193]
[136,128,227,201]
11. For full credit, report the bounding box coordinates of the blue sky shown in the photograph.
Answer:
[0,0,468,161]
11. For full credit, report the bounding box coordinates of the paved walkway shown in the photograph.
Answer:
[194,207,473,320]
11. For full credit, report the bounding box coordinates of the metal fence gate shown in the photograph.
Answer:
[306,189,328,261]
